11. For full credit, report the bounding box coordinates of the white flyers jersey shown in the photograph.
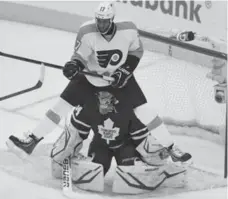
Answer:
[71,20,143,87]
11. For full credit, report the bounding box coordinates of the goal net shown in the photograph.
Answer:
[137,29,226,136]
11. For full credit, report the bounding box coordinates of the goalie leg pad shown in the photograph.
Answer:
[51,159,63,179]
[136,133,169,166]
[50,122,83,167]
[112,159,187,194]
[161,158,187,188]
[52,153,104,193]
[71,156,104,192]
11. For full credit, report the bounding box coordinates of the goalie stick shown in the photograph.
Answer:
[62,157,75,198]
[0,63,45,101]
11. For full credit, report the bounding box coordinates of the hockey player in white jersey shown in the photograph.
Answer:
[7,2,191,163]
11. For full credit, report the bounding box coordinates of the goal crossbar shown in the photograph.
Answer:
[139,30,227,60]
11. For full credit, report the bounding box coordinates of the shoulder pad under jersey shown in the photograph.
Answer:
[77,20,98,41]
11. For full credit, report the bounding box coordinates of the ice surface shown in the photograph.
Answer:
[0,20,227,199]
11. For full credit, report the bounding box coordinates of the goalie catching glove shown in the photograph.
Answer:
[111,54,140,88]
[63,59,85,80]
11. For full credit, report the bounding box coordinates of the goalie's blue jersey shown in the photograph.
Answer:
[71,20,143,87]
[70,104,149,149]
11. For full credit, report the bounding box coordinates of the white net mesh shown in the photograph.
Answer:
[136,38,226,134]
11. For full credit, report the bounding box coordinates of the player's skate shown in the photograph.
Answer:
[6,132,43,158]
[167,144,192,163]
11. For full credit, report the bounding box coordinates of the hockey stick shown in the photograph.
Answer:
[0,51,63,70]
[0,51,114,82]
[0,64,45,101]
[78,70,114,82]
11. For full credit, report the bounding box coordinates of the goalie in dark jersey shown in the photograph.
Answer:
[51,91,188,193]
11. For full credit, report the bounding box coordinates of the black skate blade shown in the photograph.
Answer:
[6,139,30,161]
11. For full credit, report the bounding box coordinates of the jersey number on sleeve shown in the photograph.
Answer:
[96,49,123,68]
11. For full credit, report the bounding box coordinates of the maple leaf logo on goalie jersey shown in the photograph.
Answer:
[71,19,143,86]
[98,118,120,144]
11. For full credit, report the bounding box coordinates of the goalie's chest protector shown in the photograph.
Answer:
[76,21,139,86]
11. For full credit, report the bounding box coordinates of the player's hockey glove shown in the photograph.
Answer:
[111,55,140,88]
[176,31,195,42]
[63,59,85,80]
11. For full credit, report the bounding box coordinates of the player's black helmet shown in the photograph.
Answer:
[95,2,115,35]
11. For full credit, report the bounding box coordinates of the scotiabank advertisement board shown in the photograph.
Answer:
[118,1,227,41]
[9,1,227,41]
[114,0,227,41]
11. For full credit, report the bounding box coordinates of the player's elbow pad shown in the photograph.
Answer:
[123,54,140,73]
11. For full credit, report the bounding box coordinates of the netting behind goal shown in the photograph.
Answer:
[137,34,226,135]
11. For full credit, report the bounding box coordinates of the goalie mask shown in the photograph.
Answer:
[95,2,115,35]
[96,91,118,115]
